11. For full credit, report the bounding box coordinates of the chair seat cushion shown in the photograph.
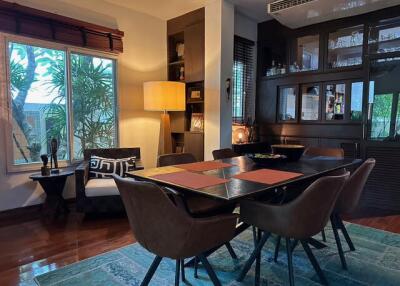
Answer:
[85,179,120,197]
[185,196,236,217]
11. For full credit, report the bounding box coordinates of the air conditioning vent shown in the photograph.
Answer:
[268,0,316,13]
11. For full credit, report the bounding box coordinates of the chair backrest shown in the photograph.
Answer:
[114,176,193,258]
[335,158,376,214]
[157,153,197,167]
[84,148,141,160]
[212,148,238,160]
[286,172,349,238]
[304,146,344,159]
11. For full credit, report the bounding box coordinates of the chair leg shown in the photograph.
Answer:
[286,238,295,286]
[300,240,328,285]
[181,259,186,282]
[331,217,348,270]
[175,259,180,286]
[140,256,162,286]
[255,229,262,286]
[335,213,355,251]
[274,236,281,262]
[194,256,199,278]
[252,226,257,245]
[321,228,327,242]
[237,232,270,282]
[198,254,222,286]
[225,242,238,259]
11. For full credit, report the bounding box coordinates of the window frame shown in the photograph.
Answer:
[1,33,119,173]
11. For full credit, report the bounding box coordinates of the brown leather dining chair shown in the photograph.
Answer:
[330,158,376,270]
[212,148,239,160]
[157,153,238,276]
[237,173,349,286]
[114,176,238,286]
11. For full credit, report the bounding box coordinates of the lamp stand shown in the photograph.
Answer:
[158,111,173,155]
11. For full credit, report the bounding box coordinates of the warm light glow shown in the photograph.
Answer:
[143,81,186,111]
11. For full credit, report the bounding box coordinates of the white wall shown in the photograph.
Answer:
[0,0,167,211]
[234,10,258,121]
[204,0,234,160]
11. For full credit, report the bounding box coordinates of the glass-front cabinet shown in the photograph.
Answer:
[369,17,400,54]
[368,57,400,141]
[290,35,319,73]
[278,86,297,121]
[328,25,364,69]
[301,84,320,120]
[325,83,346,120]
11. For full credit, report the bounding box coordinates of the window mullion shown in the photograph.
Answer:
[66,49,74,163]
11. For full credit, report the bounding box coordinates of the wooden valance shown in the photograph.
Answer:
[0,1,124,53]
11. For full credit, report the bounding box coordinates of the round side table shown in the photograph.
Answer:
[30,171,74,218]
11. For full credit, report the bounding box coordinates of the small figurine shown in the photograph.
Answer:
[50,138,60,174]
[40,154,50,176]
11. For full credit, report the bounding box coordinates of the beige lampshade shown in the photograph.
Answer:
[143,81,186,111]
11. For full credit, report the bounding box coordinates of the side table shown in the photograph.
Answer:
[30,171,74,218]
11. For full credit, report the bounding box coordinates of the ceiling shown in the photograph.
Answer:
[103,0,271,22]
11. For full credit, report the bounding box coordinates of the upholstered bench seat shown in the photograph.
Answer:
[85,179,120,197]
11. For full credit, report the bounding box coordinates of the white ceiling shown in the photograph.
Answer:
[103,0,271,22]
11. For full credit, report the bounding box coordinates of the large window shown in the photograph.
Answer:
[232,36,255,123]
[368,58,400,141]
[7,39,117,166]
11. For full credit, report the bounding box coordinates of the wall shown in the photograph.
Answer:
[204,0,234,160]
[0,0,167,211]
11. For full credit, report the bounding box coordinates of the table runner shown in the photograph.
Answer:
[151,171,229,189]
[234,169,303,185]
[174,161,234,172]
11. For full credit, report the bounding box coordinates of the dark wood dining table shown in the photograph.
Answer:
[126,155,362,263]
[125,155,362,202]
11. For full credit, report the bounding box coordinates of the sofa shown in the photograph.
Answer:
[75,147,143,213]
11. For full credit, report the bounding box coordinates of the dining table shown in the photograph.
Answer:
[125,155,362,262]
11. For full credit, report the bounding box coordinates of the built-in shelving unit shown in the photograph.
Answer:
[257,6,400,216]
[167,8,205,161]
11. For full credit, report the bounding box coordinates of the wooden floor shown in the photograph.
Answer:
[0,205,399,286]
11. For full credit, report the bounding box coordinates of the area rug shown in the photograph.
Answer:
[34,223,400,285]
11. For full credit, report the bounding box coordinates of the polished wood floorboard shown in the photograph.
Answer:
[0,205,398,286]
[0,206,135,286]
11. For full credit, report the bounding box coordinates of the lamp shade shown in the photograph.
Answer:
[143,81,186,111]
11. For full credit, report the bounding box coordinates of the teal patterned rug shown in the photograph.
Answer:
[34,223,400,286]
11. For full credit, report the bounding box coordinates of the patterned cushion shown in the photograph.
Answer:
[89,155,136,178]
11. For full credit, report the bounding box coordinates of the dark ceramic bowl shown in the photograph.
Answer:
[271,144,305,162]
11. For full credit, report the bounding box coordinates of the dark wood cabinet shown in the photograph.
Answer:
[184,22,204,82]
[184,132,204,161]
[256,6,400,217]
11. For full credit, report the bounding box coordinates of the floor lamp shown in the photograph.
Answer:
[144,81,186,156]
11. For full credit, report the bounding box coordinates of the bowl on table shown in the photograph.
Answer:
[248,153,287,166]
[271,144,305,162]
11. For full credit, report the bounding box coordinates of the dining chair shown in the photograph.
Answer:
[212,148,239,160]
[237,172,349,286]
[114,176,238,286]
[304,146,345,158]
[330,158,376,270]
[157,153,238,277]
